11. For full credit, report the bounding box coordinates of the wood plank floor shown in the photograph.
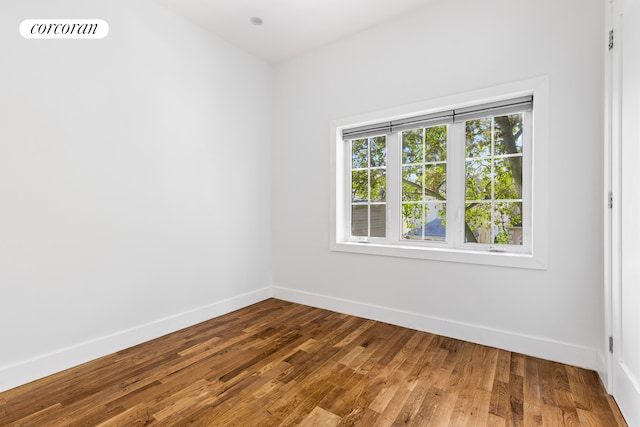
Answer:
[0,299,627,426]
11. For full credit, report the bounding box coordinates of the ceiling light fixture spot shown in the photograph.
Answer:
[250,17,264,26]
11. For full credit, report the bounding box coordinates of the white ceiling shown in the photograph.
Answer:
[155,0,433,64]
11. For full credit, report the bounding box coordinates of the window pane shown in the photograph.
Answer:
[494,202,523,245]
[402,203,424,240]
[424,203,446,241]
[370,204,386,238]
[370,136,386,167]
[465,159,491,200]
[351,170,368,202]
[370,169,387,202]
[494,157,522,200]
[350,136,387,239]
[494,114,523,155]
[351,205,368,237]
[352,138,368,168]
[466,118,491,158]
[465,202,523,245]
[400,125,447,243]
[424,125,447,162]
[424,164,446,201]
[464,111,526,247]
[465,202,492,243]
[401,203,446,241]
[402,129,423,164]
[402,166,423,201]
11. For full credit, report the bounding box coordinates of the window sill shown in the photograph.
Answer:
[330,241,547,270]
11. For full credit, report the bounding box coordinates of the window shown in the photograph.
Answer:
[345,99,531,251]
[464,114,524,246]
[351,136,387,239]
[331,78,549,269]
[402,125,447,242]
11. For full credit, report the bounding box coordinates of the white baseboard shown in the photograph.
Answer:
[272,286,603,372]
[0,287,272,393]
[597,352,610,393]
[1,285,605,394]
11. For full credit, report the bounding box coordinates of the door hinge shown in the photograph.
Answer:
[609,336,614,353]
[609,30,614,50]
[608,191,613,209]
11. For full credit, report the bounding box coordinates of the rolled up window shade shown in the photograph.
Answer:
[453,95,533,123]
[342,96,532,141]
[390,111,453,133]
[342,122,392,141]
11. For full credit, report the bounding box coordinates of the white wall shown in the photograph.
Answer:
[272,0,605,371]
[0,0,272,391]
[0,0,607,393]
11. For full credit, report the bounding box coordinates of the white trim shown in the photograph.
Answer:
[602,0,614,392]
[330,77,549,270]
[609,2,640,425]
[0,287,272,393]
[328,241,546,269]
[1,285,606,393]
[272,285,603,372]
[614,362,640,425]
[387,132,401,243]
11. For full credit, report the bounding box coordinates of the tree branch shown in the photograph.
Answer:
[401,179,445,201]
[402,180,481,242]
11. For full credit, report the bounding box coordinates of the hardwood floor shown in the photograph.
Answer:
[0,299,627,426]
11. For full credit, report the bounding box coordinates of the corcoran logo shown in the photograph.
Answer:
[20,19,109,39]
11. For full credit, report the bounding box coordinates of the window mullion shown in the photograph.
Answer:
[386,132,400,243]
[522,111,533,247]
[367,138,371,238]
[346,141,352,241]
[421,128,427,241]
[447,122,465,248]
[490,118,496,244]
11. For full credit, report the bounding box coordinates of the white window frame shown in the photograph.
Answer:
[349,136,388,242]
[330,77,548,269]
